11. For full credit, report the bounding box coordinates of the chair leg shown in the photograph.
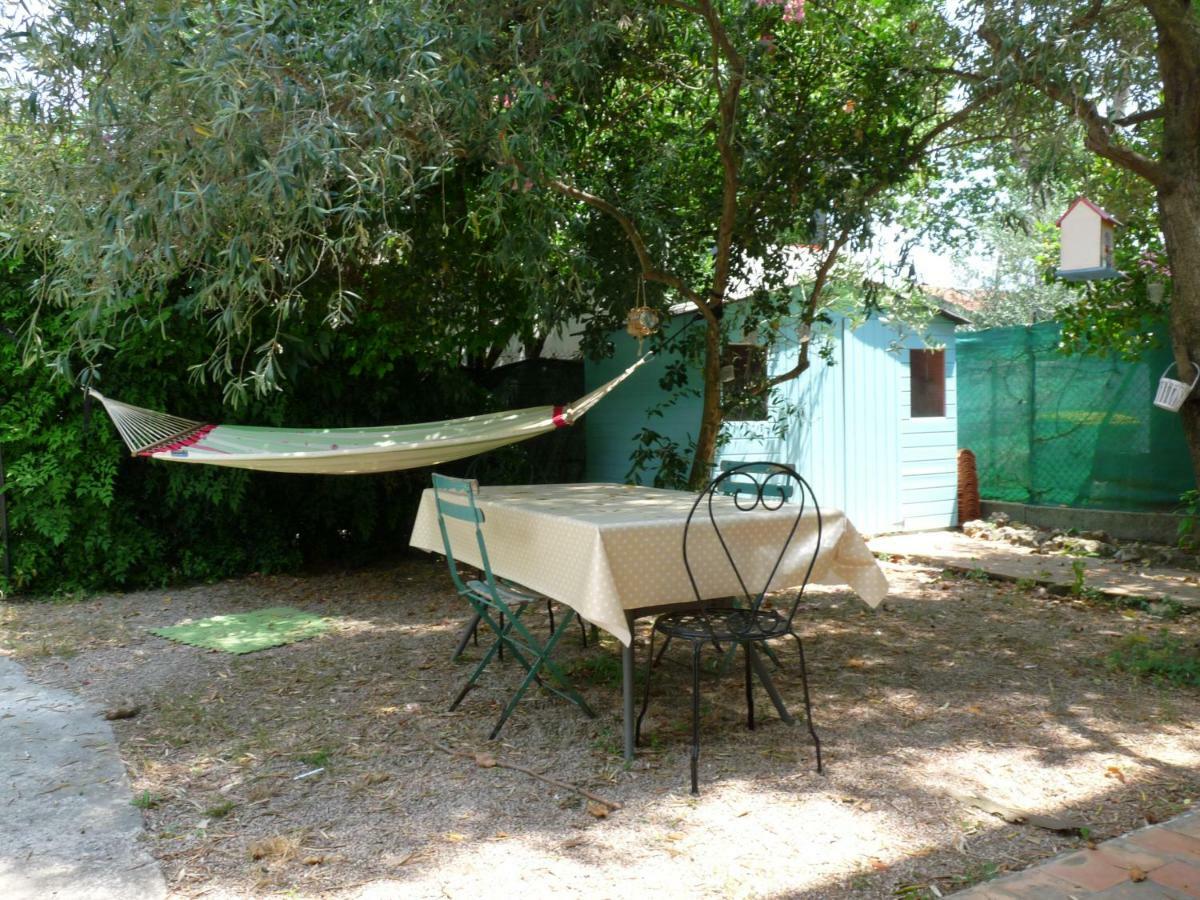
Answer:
[791,632,823,774]
[522,611,597,720]
[449,605,540,713]
[498,611,505,661]
[760,640,782,669]
[546,599,555,635]
[578,615,589,648]
[635,627,657,746]
[488,609,593,740]
[653,633,672,668]
[449,623,505,711]
[452,612,482,661]
[690,641,702,795]
[744,643,755,731]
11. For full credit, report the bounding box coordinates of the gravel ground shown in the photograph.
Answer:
[3,554,1200,899]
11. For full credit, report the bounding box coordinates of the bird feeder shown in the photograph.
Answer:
[1055,196,1120,281]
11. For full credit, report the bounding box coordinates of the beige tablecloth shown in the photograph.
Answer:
[409,483,889,646]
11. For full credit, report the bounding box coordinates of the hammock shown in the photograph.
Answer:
[88,356,649,475]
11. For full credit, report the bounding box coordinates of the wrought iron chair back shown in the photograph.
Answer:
[683,461,821,635]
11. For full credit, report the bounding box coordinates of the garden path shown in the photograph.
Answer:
[0,653,166,899]
[869,531,1200,608]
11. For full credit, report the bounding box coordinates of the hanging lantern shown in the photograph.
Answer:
[626,306,661,354]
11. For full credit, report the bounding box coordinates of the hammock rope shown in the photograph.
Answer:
[87,353,651,476]
[90,395,209,455]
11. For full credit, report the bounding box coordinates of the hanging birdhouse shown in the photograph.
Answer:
[1055,196,1121,281]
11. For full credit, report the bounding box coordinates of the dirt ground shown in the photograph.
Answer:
[3,552,1200,899]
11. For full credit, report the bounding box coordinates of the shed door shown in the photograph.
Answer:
[838,318,905,533]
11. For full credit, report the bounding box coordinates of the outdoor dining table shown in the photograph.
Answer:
[409,482,889,761]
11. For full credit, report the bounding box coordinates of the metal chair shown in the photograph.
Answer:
[635,461,823,794]
[450,460,589,659]
[431,474,596,739]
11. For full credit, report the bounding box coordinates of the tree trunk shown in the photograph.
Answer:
[1161,183,1200,490]
[523,330,547,360]
[687,318,723,489]
[1156,13,1200,490]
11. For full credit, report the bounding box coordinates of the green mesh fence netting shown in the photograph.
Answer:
[958,321,1194,512]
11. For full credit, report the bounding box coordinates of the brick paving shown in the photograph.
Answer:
[951,808,1200,898]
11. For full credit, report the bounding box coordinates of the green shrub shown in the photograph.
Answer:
[1107,631,1200,687]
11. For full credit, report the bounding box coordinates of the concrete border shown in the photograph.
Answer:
[0,654,166,900]
[981,501,1185,546]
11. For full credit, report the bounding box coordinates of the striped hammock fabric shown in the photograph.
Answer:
[89,356,649,475]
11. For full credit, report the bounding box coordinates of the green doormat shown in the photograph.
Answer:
[151,607,329,654]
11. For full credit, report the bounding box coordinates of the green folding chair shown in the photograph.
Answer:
[431,474,596,739]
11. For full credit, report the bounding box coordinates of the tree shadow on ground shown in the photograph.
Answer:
[4,555,1200,897]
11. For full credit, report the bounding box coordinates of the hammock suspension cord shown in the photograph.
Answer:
[93,395,208,455]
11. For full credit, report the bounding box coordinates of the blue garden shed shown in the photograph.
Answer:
[583,307,964,534]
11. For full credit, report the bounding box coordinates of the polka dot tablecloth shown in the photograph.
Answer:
[409,483,890,646]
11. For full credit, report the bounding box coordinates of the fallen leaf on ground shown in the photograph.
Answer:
[381,850,421,867]
[103,704,142,721]
[247,835,300,862]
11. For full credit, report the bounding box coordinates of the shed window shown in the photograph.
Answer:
[910,349,945,418]
[723,344,768,421]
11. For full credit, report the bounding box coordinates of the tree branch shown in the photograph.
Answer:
[697,0,743,71]
[1067,0,1106,32]
[1112,106,1164,126]
[893,82,1006,175]
[923,66,987,83]
[977,25,1170,188]
[759,233,849,391]
[746,84,1005,394]
[698,0,745,306]
[540,175,709,313]
[1042,82,1167,184]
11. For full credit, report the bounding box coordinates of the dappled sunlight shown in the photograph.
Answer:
[7,555,1200,897]
[346,789,923,899]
